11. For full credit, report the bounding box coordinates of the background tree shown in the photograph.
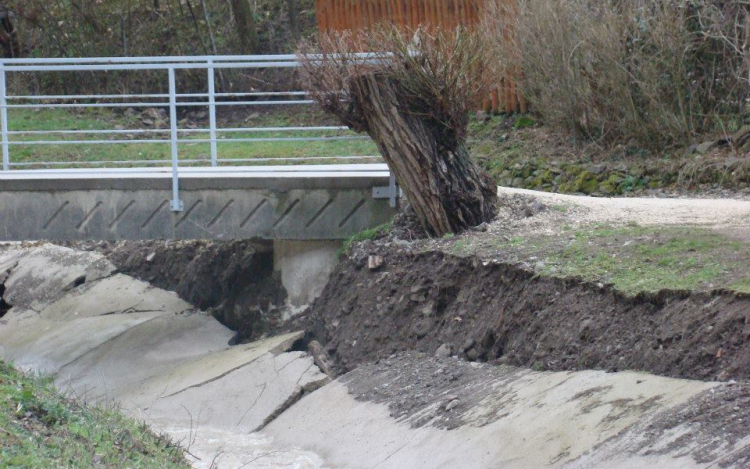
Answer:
[298,27,499,236]
[228,0,257,54]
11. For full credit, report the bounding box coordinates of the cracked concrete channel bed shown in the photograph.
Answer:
[1,243,748,468]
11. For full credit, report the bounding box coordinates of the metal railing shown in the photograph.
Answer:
[0,54,386,212]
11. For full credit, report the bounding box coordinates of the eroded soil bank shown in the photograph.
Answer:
[63,240,286,342]
[297,243,750,383]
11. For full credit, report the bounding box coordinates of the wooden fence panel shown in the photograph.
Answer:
[315,0,523,114]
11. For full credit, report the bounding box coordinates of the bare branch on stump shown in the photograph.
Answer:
[298,27,499,237]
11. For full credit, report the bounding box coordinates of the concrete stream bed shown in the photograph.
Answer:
[1,244,748,468]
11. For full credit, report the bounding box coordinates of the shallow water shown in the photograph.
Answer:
[166,426,329,469]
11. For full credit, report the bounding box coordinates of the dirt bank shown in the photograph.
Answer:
[64,240,286,342]
[298,243,750,383]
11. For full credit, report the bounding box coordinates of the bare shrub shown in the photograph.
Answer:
[483,0,750,150]
[297,27,499,236]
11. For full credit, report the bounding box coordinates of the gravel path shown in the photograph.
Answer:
[495,187,750,237]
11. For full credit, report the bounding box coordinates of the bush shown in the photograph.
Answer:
[484,0,750,150]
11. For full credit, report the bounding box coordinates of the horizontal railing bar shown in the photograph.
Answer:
[10,159,205,166]
[0,55,298,65]
[9,139,171,145]
[9,129,170,135]
[218,156,381,163]
[8,155,382,167]
[7,159,385,170]
[6,91,310,101]
[0,52,383,66]
[8,126,351,135]
[6,102,170,109]
[9,135,369,145]
[4,99,315,109]
[181,136,370,143]
[191,100,316,106]
[0,57,388,73]
[0,61,302,72]
[211,126,350,133]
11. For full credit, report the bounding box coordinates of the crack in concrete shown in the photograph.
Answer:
[236,383,267,427]
[370,437,413,469]
[253,386,304,432]
[160,354,270,399]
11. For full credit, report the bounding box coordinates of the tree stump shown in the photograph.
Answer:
[347,74,498,237]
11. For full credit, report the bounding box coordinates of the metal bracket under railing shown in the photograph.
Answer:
[373,175,401,208]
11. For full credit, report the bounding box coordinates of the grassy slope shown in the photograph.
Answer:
[446,223,750,295]
[0,360,190,469]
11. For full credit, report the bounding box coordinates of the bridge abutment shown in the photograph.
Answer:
[273,239,340,311]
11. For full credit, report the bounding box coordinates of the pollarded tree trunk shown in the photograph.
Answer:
[352,74,498,237]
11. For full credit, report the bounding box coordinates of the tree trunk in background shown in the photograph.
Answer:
[353,74,498,237]
[229,0,257,54]
[0,13,20,58]
[287,0,299,41]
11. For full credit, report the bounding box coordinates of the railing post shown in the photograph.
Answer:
[168,67,184,212]
[389,174,398,208]
[207,59,218,167]
[0,65,9,171]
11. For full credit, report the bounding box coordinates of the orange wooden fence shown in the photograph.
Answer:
[315,0,525,114]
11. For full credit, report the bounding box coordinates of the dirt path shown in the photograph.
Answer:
[494,187,750,237]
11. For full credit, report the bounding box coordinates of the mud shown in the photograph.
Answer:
[297,243,750,382]
[65,240,286,342]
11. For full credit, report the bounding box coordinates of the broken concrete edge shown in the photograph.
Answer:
[0,244,119,313]
[252,374,332,433]
[154,332,309,400]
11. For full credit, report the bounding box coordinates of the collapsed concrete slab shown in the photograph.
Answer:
[264,352,748,469]
[132,332,305,401]
[145,350,329,432]
[39,273,193,320]
[0,244,330,466]
[0,244,115,312]
[55,313,236,405]
[0,312,162,373]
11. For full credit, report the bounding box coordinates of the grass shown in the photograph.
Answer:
[0,360,190,469]
[536,225,750,294]
[6,108,380,168]
[440,222,750,295]
[339,221,393,256]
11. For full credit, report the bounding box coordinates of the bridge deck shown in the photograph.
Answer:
[0,164,396,241]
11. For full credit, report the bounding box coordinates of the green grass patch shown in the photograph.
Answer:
[0,360,190,469]
[339,221,393,256]
[7,108,380,168]
[538,225,750,294]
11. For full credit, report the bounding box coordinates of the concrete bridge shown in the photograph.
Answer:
[0,164,397,242]
[0,55,402,306]
[0,164,398,306]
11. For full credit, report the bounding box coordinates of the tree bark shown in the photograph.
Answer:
[351,74,498,237]
[229,0,258,54]
[287,0,299,41]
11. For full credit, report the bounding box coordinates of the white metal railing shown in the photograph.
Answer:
[0,54,385,212]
